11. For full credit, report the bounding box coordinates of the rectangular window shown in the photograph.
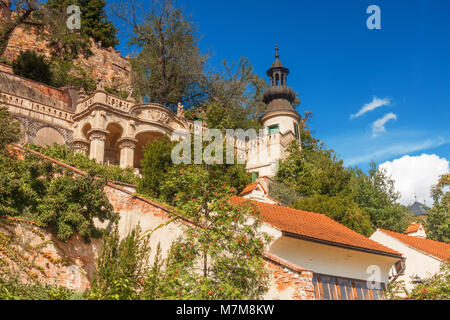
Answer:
[312,274,385,300]
[337,278,354,300]
[268,124,280,135]
[294,123,299,139]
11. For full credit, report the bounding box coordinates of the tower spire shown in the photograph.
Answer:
[275,44,279,60]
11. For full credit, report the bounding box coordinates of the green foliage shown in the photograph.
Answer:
[125,0,206,108]
[45,0,119,49]
[50,59,96,92]
[0,106,21,150]
[88,225,151,300]
[0,150,118,241]
[138,135,251,202]
[138,136,174,198]
[351,163,411,233]
[276,113,412,235]
[426,174,450,242]
[0,274,74,300]
[26,143,139,185]
[386,264,450,300]
[35,172,117,241]
[12,50,53,85]
[104,86,130,99]
[0,110,119,241]
[203,58,267,131]
[295,194,373,236]
[160,165,269,299]
[277,140,352,198]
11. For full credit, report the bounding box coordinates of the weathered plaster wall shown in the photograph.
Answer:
[0,217,101,292]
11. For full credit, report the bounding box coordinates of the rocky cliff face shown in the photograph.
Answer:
[1,21,131,91]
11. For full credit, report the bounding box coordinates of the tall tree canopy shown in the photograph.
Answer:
[426,173,450,242]
[114,0,207,109]
[276,112,411,235]
[45,0,119,49]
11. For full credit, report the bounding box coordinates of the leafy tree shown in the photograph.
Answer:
[45,0,119,49]
[35,171,118,241]
[114,0,207,108]
[138,136,174,198]
[276,140,352,198]
[202,58,267,130]
[12,50,52,84]
[295,194,373,237]
[160,165,269,299]
[77,0,119,48]
[351,162,410,233]
[426,174,450,242]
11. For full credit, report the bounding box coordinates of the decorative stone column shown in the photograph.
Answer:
[88,129,108,164]
[72,139,90,156]
[118,137,137,169]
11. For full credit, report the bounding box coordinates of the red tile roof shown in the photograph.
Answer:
[379,229,450,262]
[406,223,425,234]
[230,196,402,257]
[241,182,266,195]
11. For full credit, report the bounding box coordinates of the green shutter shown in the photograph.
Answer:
[268,124,280,135]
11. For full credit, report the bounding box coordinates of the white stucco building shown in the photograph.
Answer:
[370,224,449,292]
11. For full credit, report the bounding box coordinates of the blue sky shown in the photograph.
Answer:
[109,0,450,173]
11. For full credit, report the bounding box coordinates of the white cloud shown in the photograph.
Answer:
[371,113,397,137]
[379,154,449,206]
[350,97,391,119]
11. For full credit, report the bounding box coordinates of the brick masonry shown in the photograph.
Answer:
[264,253,316,300]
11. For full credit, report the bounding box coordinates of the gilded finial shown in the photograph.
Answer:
[275,44,279,59]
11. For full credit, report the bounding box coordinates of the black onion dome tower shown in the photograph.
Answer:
[261,45,301,134]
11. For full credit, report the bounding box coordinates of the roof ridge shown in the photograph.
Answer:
[379,228,449,246]
[231,196,402,257]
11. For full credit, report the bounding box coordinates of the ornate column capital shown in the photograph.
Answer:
[88,128,109,142]
[73,138,90,153]
[118,137,138,150]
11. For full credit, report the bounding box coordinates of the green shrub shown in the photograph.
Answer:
[12,50,53,85]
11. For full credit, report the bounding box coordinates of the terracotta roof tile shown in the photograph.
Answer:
[241,182,266,195]
[230,196,402,257]
[379,229,450,262]
[406,223,424,234]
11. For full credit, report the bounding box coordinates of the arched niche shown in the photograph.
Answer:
[134,131,167,169]
[105,123,124,166]
[35,127,65,147]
